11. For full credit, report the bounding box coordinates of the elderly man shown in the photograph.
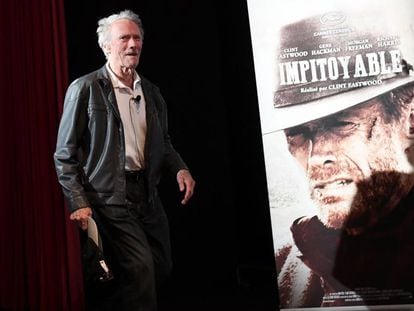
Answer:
[273,10,414,308]
[54,10,195,311]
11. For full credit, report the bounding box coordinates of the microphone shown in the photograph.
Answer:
[131,95,141,109]
[133,95,141,102]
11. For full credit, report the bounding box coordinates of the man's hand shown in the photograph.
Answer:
[69,207,93,230]
[176,169,195,205]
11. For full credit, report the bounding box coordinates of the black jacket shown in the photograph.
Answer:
[54,66,187,212]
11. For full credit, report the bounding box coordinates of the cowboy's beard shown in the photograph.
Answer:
[309,156,413,232]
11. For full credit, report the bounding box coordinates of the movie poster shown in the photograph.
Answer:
[247,0,414,310]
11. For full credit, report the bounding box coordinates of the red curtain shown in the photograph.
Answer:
[0,0,85,310]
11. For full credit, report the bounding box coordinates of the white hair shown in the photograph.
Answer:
[96,10,144,58]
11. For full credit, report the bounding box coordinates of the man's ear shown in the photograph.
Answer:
[103,43,111,56]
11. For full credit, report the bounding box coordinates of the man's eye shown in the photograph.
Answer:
[286,133,308,148]
[332,121,359,133]
[285,127,311,148]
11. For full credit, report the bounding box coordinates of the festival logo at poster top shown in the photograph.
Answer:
[247,1,414,310]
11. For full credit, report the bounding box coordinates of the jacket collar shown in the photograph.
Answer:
[95,65,157,122]
[96,66,120,120]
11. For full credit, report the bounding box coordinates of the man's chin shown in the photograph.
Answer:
[318,214,346,230]
[317,202,352,230]
[126,63,139,69]
[122,59,139,69]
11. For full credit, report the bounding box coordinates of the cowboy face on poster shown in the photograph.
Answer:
[247,0,414,309]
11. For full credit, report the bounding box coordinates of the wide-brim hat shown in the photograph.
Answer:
[273,8,414,131]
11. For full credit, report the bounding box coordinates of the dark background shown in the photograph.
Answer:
[65,0,278,310]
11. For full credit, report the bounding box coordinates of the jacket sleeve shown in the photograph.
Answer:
[54,80,90,212]
[154,86,189,176]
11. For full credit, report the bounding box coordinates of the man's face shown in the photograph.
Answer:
[105,19,143,72]
[284,97,414,230]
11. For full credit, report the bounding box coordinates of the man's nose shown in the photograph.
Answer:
[128,38,139,48]
[309,153,337,168]
[307,136,338,168]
